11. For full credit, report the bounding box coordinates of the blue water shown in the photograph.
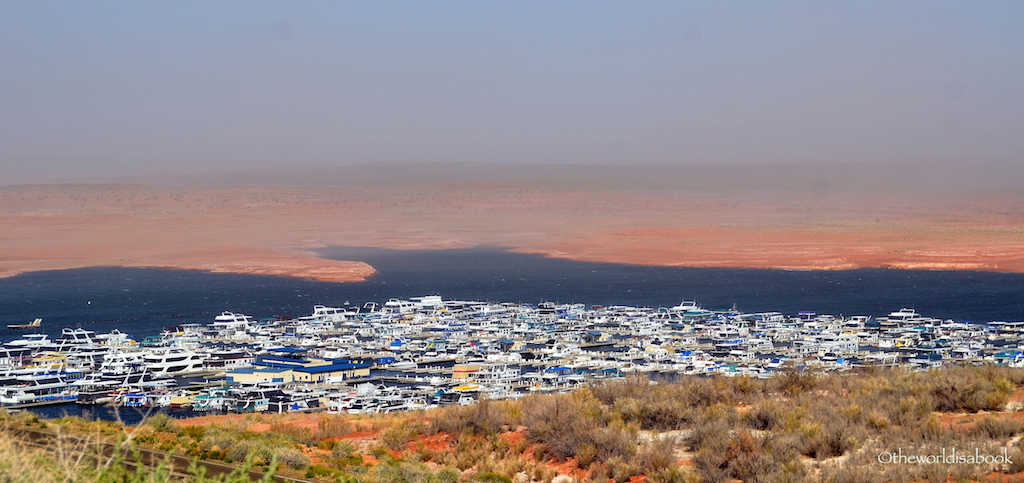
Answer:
[4,246,1024,422]
[30,404,217,425]
[1,246,1023,343]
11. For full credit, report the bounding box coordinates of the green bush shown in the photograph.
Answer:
[144,413,175,432]
[306,464,341,479]
[473,472,511,483]
[181,424,206,441]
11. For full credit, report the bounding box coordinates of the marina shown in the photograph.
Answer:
[3,295,1024,420]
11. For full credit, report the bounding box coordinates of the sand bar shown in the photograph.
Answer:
[2,182,1024,281]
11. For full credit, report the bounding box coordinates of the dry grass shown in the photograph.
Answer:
[8,364,1024,483]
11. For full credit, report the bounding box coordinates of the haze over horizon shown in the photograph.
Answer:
[2,2,1023,183]
[20,160,1021,198]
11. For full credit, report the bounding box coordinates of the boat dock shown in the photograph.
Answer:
[4,297,1024,416]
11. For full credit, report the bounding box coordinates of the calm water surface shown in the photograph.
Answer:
[2,247,1023,342]
[3,246,1024,420]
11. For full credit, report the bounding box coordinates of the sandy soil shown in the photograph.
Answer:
[2,184,1024,281]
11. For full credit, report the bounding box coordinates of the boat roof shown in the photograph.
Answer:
[292,363,371,373]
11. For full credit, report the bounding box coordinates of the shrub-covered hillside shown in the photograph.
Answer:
[4,365,1024,483]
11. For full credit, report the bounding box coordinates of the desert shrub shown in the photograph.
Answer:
[799,420,857,460]
[971,415,1022,440]
[989,365,1024,386]
[613,395,692,431]
[589,377,651,405]
[223,435,309,469]
[306,464,341,479]
[0,426,280,483]
[726,432,774,483]
[369,461,456,483]
[316,416,356,440]
[645,467,700,483]
[638,436,678,475]
[268,421,314,444]
[227,439,262,463]
[144,413,175,432]
[916,414,951,443]
[604,456,641,483]
[490,452,530,479]
[592,375,741,419]
[840,402,864,425]
[745,400,784,431]
[587,375,773,432]
[865,411,891,431]
[427,467,460,483]
[181,424,206,441]
[1009,447,1024,474]
[430,399,510,436]
[771,371,818,397]
[521,392,636,462]
[576,443,599,468]
[820,464,881,483]
[438,431,509,471]
[330,441,365,467]
[380,418,427,450]
[276,446,311,470]
[685,417,731,452]
[692,447,728,483]
[200,426,243,453]
[678,376,738,408]
[586,462,609,483]
[693,431,797,483]
[474,472,512,483]
[929,367,1014,412]
[890,396,933,427]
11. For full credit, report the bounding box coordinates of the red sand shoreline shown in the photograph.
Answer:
[3,184,1024,281]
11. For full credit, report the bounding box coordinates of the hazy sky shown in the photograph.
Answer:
[2,2,1022,182]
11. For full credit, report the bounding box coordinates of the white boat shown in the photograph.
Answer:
[95,329,137,347]
[99,348,147,374]
[0,374,75,404]
[0,346,35,368]
[208,312,256,338]
[143,348,206,376]
[473,363,520,385]
[669,301,701,313]
[72,380,118,405]
[203,349,255,370]
[54,327,99,346]
[230,389,270,412]
[307,305,352,323]
[5,333,51,348]
[192,388,231,411]
[0,387,38,404]
[118,392,150,407]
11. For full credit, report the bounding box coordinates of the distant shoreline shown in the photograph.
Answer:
[2,242,1024,284]
[4,183,1024,282]
[0,258,377,283]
